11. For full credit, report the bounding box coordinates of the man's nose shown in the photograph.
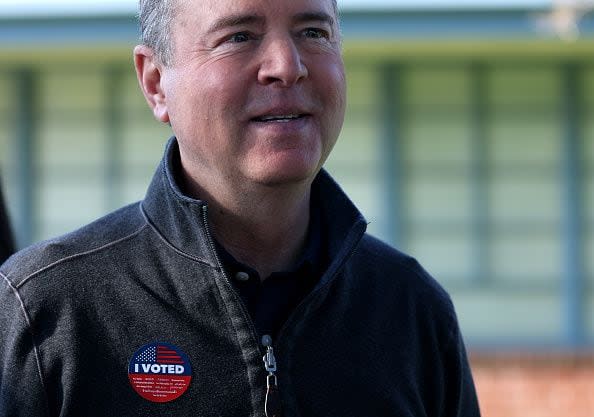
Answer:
[257,36,308,87]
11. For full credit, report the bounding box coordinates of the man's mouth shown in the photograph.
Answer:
[252,114,307,123]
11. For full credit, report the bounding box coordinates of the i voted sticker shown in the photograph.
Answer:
[128,342,192,403]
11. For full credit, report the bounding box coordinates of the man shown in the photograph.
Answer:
[0,179,14,264]
[0,0,481,415]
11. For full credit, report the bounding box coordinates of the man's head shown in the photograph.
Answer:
[134,0,346,192]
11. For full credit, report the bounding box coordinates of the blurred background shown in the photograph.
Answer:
[0,0,593,415]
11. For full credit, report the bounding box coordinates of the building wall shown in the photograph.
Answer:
[1,43,593,356]
[471,353,594,417]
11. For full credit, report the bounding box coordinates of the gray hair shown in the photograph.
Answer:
[139,0,339,66]
[138,0,176,65]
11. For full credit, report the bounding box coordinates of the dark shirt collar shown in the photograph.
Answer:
[214,194,324,282]
[214,197,326,339]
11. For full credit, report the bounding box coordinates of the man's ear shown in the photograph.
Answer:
[133,45,170,123]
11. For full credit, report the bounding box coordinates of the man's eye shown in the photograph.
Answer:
[228,32,251,43]
[302,28,329,39]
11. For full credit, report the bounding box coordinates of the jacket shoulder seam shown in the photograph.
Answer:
[15,222,149,290]
[0,271,51,416]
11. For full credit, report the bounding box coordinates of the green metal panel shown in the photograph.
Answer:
[560,64,586,347]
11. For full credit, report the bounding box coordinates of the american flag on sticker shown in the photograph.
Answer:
[156,345,185,364]
[128,342,193,403]
[133,344,185,364]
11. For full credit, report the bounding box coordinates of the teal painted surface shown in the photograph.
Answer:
[561,64,586,347]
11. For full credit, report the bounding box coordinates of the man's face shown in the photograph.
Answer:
[156,0,345,188]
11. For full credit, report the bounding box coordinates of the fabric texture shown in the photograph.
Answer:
[0,137,480,417]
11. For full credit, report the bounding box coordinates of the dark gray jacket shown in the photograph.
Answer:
[0,138,480,417]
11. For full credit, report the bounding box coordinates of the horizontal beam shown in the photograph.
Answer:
[1,9,594,47]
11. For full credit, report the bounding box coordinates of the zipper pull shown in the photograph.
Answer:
[262,335,282,417]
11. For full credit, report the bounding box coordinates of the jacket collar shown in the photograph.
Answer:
[141,137,368,278]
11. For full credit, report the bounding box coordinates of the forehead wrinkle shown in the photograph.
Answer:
[206,13,266,34]
[292,11,335,28]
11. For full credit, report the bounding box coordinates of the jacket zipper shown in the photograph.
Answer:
[201,206,281,417]
[262,335,282,417]
[202,205,364,417]
[264,227,362,415]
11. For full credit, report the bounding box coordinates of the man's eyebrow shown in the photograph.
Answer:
[206,14,265,33]
[293,11,335,27]
[205,11,335,34]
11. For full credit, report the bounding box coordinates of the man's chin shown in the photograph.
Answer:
[247,166,319,188]
[243,154,322,187]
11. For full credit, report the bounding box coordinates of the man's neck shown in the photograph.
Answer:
[182,173,312,280]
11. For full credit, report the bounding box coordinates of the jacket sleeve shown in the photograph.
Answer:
[0,273,50,417]
[441,315,482,417]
